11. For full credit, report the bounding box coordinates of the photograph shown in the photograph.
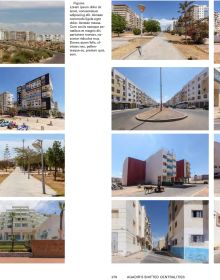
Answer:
[112,134,209,197]
[214,0,220,63]
[112,67,209,131]
[214,68,220,130]
[214,135,220,196]
[0,134,65,197]
[0,67,64,131]
[215,201,220,263]
[0,1,65,64]
[112,200,209,263]
[0,200,65,263]
[112,1,209,60]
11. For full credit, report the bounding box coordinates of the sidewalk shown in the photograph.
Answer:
[0,167,56,197]
[136,108,187,122]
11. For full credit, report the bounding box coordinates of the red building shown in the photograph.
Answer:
[122,157,146,186]
[176,159,191,183]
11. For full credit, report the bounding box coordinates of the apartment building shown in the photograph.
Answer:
[112,200,152,256]
[122,157,146,186]
[166,68,209,108]
[185,5,209,21]
[176,159,191,183]
[17,73,55,117]
[0,206,47,241]
[214,141,220,177]
[112,4,142,30]
[156,238,166,250]
[168,201,209,262]
[0,91,14,114]
[0,30,36,41]
[215,12,220,35]
[36,34,64,42]
[112,68,157,109]
[215,201,220,249]
[145,149,176,185]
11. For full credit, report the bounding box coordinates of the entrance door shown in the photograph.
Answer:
[112,232,118,253]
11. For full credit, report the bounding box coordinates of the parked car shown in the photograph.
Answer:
[203,105,208,110]
[0,120,10,127]
[17,124,29,131]
[188,106,196,109]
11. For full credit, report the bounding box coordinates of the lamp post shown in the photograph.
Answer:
[22,139,25,174]
[27,146,30,179]
[137,4,146,37]
[32,139,45,194]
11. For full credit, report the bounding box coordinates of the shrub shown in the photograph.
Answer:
[133,28,141,35]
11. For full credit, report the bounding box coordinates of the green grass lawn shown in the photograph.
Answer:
[0,242,30,252]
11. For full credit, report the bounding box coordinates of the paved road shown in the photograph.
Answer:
[113,184,208,197]
[215,120,220,130]
[215,251,220,263]
[125,33,185,60]
[42,52,65,64]
[0,167,56,197]
[141,251,186,263]
[112,108,208,130]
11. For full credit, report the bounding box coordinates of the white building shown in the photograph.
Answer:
[186,5,208,21]
[215,12,220,35]
[215,201,220,249]
[112,68,157,109]
[214,141,220,177]
[0,91,14,114]
[112,200,152,256]
[168,201,209,262]
[145,149,176,185]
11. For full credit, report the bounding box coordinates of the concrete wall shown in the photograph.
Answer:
[31,240,65,258]
[122,157,146,186]
[145,149,163,185]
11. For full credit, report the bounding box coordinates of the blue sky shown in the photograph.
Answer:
[0,67,65,112]
[215,1,220,11]
[114,67,206,102]
[113,1,208,30]
[0,200,64,214]
[215,134,220,142]
[112,134,208,177]
[140,200,169,245]
[0,134,64,160]
[0,1,64,34]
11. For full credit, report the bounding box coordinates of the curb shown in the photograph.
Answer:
[135,114,188,122]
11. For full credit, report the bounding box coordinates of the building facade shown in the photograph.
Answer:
[122,157,146,186]
[176,159,191,183]
[0,91,14,114]
[112,4,142,30]
[17,73,54,117]
[112,200,152,256]
[145,149,176,185]
[0,206,47,241]
[112,68,157,109]
[214,141,220,177]
[214,68,220,107]
[185,5,208,21]
[166,68,209,108]
[168,201,209,262]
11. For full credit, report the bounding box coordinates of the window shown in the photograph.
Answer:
[112,209,119,218]
[133,220,136,226]
[216,213,220,227]
[191,235,204,243]
[175,221,177,228]
[175,205,178,212]
[192,210,203,218]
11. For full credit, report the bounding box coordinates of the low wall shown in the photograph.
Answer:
[31,240,65,258]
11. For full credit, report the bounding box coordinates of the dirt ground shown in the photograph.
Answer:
[112,37,152,59]
[164,33,209,60]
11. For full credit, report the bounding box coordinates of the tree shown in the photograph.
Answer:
[4,144,10,172]
[14,147,40,172]
[187,20,208,44]
[58,202,65,240]
[46,141,65,181]
[112,13,126,37]
[178,1,194,42]
[9,212,16,252]
[144,19,161,34]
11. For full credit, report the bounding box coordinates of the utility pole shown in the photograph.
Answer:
[22,139,25,174]
[138,4,146,37]
[160,68,163,112]
[32,139,45,194]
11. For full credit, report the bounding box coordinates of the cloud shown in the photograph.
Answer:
[0,22,64,34]
[0,1,64,9]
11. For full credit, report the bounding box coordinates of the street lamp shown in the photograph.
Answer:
[160,68,163,112]
[27,146,30,179]
[32,139,45,194]
[137,4,146,37]
[22,139,25,174]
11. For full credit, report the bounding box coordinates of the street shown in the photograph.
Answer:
[215,120,220,130]
[0,167,56,197]
[112,184,208,197]
[112,108,208,130]
[125,33,185,60]
[112,250,187,263]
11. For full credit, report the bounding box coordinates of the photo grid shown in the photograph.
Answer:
[111,0,218,264]
[0,1,65,263]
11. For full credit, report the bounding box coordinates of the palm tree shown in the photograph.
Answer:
[9,212,16,252]
[178,1,194,42]
[58,202,65,240]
